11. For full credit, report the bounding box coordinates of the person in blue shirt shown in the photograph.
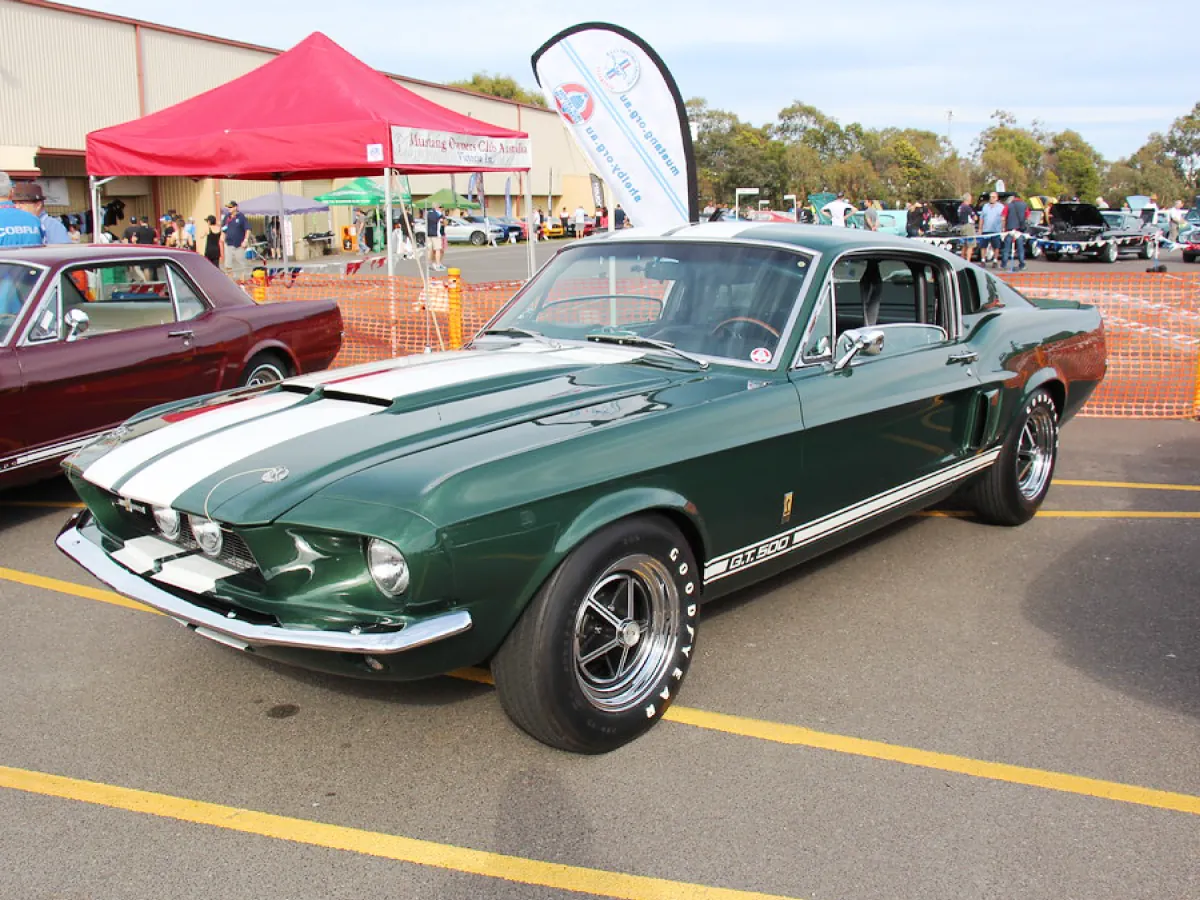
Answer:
[978,192,1007,268]
[11,181,70,244]
[220,200,251,274]
[0,172,45,250]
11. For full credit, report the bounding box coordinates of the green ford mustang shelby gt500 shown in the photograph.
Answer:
[58,223,1106,753]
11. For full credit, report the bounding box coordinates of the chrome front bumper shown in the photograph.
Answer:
[56,515,472,655]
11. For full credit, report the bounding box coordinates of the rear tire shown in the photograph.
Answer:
[1044,251,1060,261]
[1183,251,1196,263]
[239,352,290,387]
[469,231,486,246]
[970,389,1059,526]
[493,515,699,753]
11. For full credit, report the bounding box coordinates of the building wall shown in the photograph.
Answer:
[0,0,599,248]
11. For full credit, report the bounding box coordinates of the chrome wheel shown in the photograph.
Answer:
[574,554,679,712]
[244,362,285,386]
[1016,404,1056,500]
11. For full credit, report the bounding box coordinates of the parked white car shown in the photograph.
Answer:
[443,216,506,246]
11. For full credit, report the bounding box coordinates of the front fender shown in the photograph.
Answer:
[553,487,709,560]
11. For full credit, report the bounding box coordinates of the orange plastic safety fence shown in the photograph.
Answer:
[246,271,1200,419]
[1000,272,1200,418]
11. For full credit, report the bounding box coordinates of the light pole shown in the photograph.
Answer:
[784,193,797,221]
[733,187,759,220]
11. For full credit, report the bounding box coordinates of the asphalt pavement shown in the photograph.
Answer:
[1,418,1197,899]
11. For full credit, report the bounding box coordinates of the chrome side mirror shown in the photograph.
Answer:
[64,307,90,342]
[833,328,885,371]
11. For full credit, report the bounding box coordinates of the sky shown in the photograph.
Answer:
[70,0,1191,161]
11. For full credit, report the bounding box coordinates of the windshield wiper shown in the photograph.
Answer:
[585,331,708,369]
[476,326,558,347]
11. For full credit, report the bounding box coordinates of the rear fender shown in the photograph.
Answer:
[241,339,300,376]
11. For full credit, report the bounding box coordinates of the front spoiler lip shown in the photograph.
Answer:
[55,513,472,655]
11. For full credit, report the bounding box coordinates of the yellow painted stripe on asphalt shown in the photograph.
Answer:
[1055,479,1200,492]
[7,571,1200,818]
[661,707,1200,817]
[0,765,801,900]
[0,566,161,616]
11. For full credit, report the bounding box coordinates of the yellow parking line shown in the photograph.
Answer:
[0,765,801,900]
[661,707,1200,817]
[1054,479,1200,492]
[6,569,1200,818]
[0,566,160,616]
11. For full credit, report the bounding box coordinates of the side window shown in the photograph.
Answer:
[958,268,981,315]
[167,264,209,322]
[832,255,950,333]
[61,262,178,336]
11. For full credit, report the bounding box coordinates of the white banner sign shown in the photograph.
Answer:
[34,177,70,207]
[389,127,531,170]
[533,25,694,231]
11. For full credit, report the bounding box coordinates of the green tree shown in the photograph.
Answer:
[1047,130,1103,201]
[974,111,1045,192]
[1164,102,1200,187]
[448,72,547,108]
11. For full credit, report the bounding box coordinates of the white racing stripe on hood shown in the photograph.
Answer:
[293,346,642,402]
[117,398,374,508]
[84,391,304,492]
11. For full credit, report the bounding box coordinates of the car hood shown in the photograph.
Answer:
[1051,203,1107,228]
[70,344,741,526]
[926,199,962,221]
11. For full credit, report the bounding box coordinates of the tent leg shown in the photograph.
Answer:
[275,178,289,273]
[385,168,394,278]
[524,164,536,281]
[90,177,101,245]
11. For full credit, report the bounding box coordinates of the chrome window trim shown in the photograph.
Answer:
[0,260,51,349]
[477,238,823,372]
[19,280,62,346]
[790,244,964,370]
[165,261,213,322]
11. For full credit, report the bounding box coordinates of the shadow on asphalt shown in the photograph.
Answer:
[1023,430,1200,721]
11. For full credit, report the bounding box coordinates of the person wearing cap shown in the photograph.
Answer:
[220,200,250,274]
[0,172,45,248]
[11,181,69,244]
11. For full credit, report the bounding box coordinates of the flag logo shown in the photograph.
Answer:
[598,49,640,93]
[553,83,594,125]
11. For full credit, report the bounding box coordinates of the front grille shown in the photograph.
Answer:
[103,490,260,574]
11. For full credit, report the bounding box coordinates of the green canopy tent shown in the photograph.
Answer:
[413,187,480,210]
[315,176,412,206]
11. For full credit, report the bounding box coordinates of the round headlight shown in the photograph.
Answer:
[366,538,410,596]
[188,515,223,557]
[153,506,181,541]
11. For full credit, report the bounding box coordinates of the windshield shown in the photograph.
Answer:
[0,262,43,344]
[486,240,814,367]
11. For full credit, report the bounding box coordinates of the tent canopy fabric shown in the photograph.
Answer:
[414,189,481,210]
[86,32,529,179]
[237,193,329,215]
[314,178,388,206]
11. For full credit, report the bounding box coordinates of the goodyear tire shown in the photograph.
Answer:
[971,389,1058,526]
[493,515,699,753]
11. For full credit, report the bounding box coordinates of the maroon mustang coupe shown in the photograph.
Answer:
[0,245,342,489]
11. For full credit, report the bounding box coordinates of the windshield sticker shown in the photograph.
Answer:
[750,348,772,364]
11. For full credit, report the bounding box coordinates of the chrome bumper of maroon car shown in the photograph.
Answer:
[56,513,472,655]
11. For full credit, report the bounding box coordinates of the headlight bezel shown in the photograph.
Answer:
[153,506,181,541]
[188,514,224,558]
[366,538,411,596]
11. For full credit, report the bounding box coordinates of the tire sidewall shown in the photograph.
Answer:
[240,355,287,387]
[541,517,699,751]
[1000,390,1059,516]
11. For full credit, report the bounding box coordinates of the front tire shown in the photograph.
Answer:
[493,515,700,753]
[1184,251,1197,263]
[469,231,486,246]
[1044,251,1060,261]
[1102,240,1119,263]
[970,389,1059,525]
[1141,239,1157,260]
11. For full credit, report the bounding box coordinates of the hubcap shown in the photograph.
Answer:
[573,554,679,712]
[246,364,283,386]
[1016,405,1056,500]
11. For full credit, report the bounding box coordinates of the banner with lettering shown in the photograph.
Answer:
[389,127,531,170]
[532,23,697,231]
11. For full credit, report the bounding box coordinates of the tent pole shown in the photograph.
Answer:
[90,176,101,245]
[385,167,394,278]
[276,178,289,272]
[524,148,536,280]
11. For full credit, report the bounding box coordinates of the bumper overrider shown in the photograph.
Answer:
[56,511,472,655]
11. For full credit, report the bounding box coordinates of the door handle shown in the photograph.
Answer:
[947,349,978,365]
[168,330,194,339]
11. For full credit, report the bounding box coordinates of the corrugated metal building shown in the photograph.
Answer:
[0,0,594,251]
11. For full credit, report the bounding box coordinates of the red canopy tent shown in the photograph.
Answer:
[86,32,536,274]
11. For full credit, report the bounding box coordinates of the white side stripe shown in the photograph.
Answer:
[117,399,374,508]
[703,450,1000,584]
[85,391,304,492]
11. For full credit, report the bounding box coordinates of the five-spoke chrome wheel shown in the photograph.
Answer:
[574,554,679,712]
[1016,403,1057,500]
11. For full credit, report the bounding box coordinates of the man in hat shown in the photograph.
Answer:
[220,200,250,274]
[0,172,44,248]
[11,180,69,244]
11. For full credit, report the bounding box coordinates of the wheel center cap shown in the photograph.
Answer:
[617,620,641,647]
